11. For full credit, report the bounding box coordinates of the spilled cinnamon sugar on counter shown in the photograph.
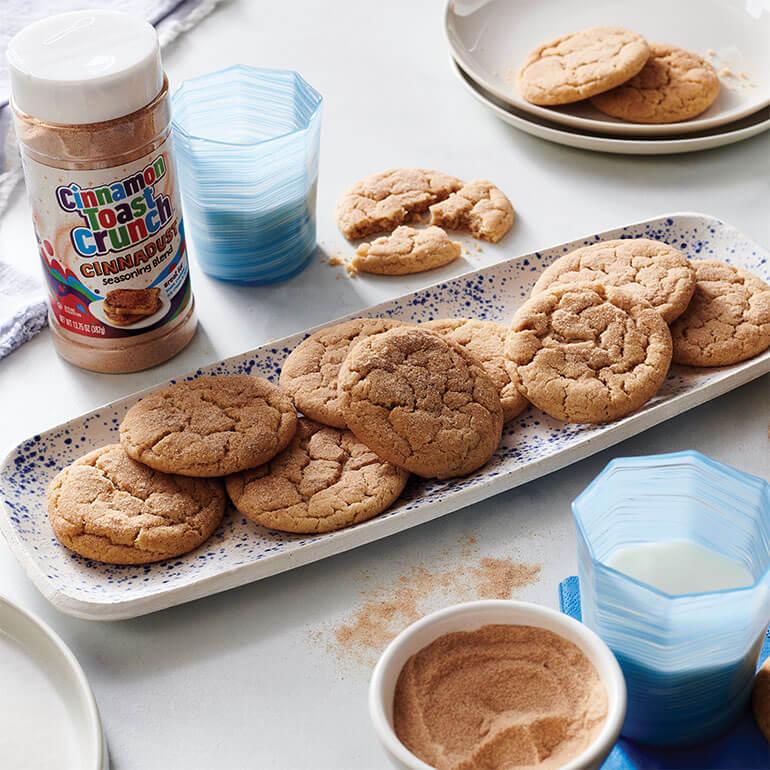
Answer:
[394,624,608,770]
[323,538,541,666]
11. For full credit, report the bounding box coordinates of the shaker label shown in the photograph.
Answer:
[21,137,192,339]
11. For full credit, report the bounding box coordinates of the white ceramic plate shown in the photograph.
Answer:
[89,292,171,331]
[1,213,769,621]
[445,0,770,137]
[453,58,770,156]
[0,595,108,769]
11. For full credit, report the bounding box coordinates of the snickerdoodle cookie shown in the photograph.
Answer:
[353,226,462,275]
[429,180,514,243]
[279,318,405,428]
[338,326,503,479]
[120,375,297,477]
[423,318,528,422]
[591,44,720,123]
[753,658,770,744]
[670,260,770,366]
[532,239,696,323]
[47,444,225,565]
[225,418,409,534]
[518,27,650,106]
[506,283,672,423]
[336,168,463,240]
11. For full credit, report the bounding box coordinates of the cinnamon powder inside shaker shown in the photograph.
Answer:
[12,78,196,372]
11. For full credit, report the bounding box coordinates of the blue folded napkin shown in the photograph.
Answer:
[559,577,770,769]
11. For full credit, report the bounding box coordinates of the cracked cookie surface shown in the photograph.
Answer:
[280,318,406,428]
[353,226,462,275]
[225,418,409,534]
[336,168,463,240]
[532,239,696,323]
[518,26,650,106]
[338,326,503,479]
[591,44,720,123]
[423,318,528,422]
[670,259,770,366]
[47,444,225,565]
[429,180,514,243]
[506,283,672,423]
[120,375,297,477]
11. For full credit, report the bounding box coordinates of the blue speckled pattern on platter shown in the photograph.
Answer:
[2,214,769,618]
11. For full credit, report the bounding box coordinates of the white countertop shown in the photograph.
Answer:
[0,1,768,768]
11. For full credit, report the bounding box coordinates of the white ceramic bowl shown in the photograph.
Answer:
[369,600,626,770]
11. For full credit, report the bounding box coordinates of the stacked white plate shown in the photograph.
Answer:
[445,0,770,155]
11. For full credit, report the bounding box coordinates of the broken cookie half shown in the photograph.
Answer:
[428,180,514,243]
[353,225,462,276]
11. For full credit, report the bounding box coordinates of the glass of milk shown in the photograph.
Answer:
[172,65,322,284]
[573,450,770,746]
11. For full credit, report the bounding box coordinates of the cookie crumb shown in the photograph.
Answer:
[327,255,344,267]
[706,48,717,57]
[346,263,358,278]
[719,67,735,78]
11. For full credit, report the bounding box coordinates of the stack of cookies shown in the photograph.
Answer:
[46,239,770,565]
[47,370,416,565]
[507,240,770,422]
[47,375,303,565]
[279,319,507,479]
[518,27,721,124]
[335,169,515,275]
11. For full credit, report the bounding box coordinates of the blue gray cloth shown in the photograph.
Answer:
[0,0,224,360]
[559,576,770,769]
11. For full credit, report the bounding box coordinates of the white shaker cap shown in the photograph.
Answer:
[7,10,163,125]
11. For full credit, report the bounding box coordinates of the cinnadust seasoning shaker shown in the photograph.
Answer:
[7,10,196,373]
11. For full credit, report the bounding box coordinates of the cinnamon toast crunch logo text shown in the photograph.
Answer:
[56,155,173,260]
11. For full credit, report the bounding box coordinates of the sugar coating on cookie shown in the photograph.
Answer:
[670,259,770,366]
[753,658,770,744]
[532,239,696,323]
[120,375,298,477]
[225,418,409,534]
[336,168,463,240]
[429,180,514,243]
[353,226,462,275]
[518,27,650,106]
[47,444,225,565]
[280,318,405,428]
[591,44,720,123]
[338,326,503,479]
[423,318,528,422]
[506,283,672,423]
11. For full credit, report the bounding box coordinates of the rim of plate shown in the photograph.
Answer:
[452,57,770,156]
[0,594,108,769]
[444,0,770,138]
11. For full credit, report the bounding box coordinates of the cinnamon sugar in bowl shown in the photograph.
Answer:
[369,601,626,770]
[7,10,197,373]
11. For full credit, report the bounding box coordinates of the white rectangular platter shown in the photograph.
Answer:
[2,213,768,620]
